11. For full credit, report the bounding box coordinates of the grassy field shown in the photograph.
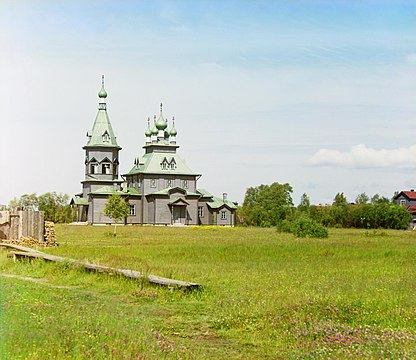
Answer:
[0,225,415,359]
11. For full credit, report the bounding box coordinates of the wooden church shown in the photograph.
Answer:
[71,77,236,225]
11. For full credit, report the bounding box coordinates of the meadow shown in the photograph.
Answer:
[0,225,415,359]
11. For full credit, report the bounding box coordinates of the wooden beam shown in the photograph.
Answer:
[0,243,45,254]
[6,250,200,289]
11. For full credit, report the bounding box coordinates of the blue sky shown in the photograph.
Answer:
[1,1,416,206]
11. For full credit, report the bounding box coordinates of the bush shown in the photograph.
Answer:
[290,217,328,238]
[276,219,292,233]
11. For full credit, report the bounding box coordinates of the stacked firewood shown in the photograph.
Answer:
[2,222,58,248]
[44,221,57,246]
[4,236,41,247]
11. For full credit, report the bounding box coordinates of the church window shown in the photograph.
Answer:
[90,163,98,174]
[150,179,157,188]
[102,131,110,142]
[198,206,204,218]
[137,178,142,188]
[102,163,111,174]
[166,179,173,187]
[182,180,188,189]
[161,158,169,170]
[170,159,177,170]
[221,211,227,220]
[129,204,136,216]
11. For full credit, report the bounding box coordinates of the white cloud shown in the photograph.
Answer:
[308,144,416,169]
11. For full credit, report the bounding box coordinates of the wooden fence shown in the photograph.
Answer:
[0,211,45,241]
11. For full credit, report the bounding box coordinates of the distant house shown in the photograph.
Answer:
[71,77,236,225]
[393,190,416,226]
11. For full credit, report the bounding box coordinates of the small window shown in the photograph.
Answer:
[198,206,204,218]
[221,211,227,220]
[102,131,110,142]
[102,163,111,174]
[170,160,177,170]
[137,178,142,188]
[90,163,98,174]
[161,158,169,170]
[183,180,188,189]
[166,179,173,188]
[400,199,406,206]
[129,204,136,216]
[150,179,157,188]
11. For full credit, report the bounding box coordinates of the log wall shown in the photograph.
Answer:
[0,211,44,241]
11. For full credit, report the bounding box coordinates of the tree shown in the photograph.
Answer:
[241,182,294,227]
[9,193,38,210]
[355,192,369,205]
[333,192,348,207]
[104,193,130,236]
[9,192,71,223]
[298,193,311,213]
[38,192,71,223]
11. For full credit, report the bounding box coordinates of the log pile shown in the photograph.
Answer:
[3,236,42,247]
[2,221,58,248]
[43,221,57,246]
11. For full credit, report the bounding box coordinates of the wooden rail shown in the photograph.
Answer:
[1,243,200,289]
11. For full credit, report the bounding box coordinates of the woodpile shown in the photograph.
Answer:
[2,221,58,248]
[3,236,42,247]
[44,221,57,246]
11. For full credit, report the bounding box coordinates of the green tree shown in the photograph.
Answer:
[355,192,369,204]
[370,194,391,205]
[38,192,71,223]
[9,193,38,210]
[298,193,311,212]
[104,193,130,236]
[241,182,294,227]
[333,192,348,206]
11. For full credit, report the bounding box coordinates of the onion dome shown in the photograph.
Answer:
[98,75,107,99]
[170,117,177,136]
[155,103,167,130]
[151,116,158,135]
[145,117,152,137]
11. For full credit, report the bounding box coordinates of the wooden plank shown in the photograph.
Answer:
[6,249,200,289]
[0,243,45,254]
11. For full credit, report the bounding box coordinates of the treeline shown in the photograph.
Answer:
[8,192,74,223]
[238,183,411,230]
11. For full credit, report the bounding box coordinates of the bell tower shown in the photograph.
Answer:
[81,76,123,197]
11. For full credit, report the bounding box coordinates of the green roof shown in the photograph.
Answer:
[206,197,237,210]
[85,80,119,148]
[126,151,199,176]
[147,187,199,197]
[197,189,213,198]
[90,186,141,196]
[71,196,89,205]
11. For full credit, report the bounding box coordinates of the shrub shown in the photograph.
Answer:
[276,219,292,233]
[290,217,328,238]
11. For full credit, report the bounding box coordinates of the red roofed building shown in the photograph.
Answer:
[394,190,416,227]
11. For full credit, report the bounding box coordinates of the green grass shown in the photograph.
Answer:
[1,225,415,359]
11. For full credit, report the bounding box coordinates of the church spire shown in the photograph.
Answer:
[85,76,120,148]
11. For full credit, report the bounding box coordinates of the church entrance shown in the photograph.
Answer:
[172,205,186,225]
